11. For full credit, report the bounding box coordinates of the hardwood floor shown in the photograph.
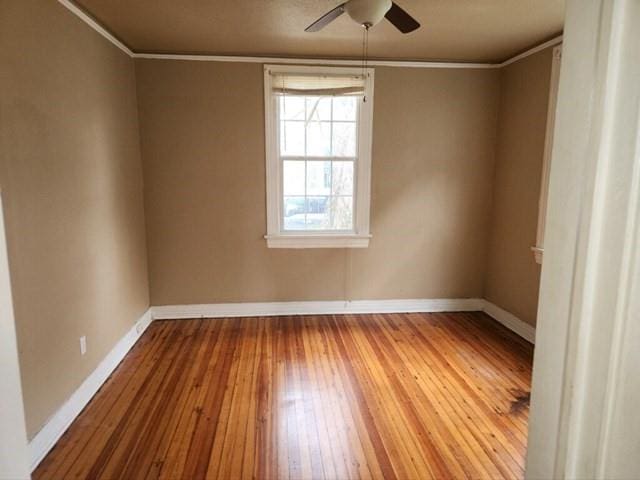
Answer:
[34,312,533,480]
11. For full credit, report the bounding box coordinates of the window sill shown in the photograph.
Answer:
[265,234,371,249]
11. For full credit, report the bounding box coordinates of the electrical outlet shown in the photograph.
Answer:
[79,336,87,356]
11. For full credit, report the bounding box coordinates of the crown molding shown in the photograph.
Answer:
[498,35,563,67]
[58,0,133,56]
[58,0,561,69]
[133,53,499,69]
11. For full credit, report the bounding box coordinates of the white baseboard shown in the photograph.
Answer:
[150,298,484,320]
[28,308,152,472]
[151,299,535,343]
[481,300,536,344]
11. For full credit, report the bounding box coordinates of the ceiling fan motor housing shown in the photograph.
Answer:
[345,0,393,27]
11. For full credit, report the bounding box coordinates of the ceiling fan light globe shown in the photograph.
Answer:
[345,0,392,27]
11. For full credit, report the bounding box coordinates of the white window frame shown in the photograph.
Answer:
[263,64,374,249]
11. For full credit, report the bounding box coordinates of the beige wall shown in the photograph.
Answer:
[0,0,149,438]
[483,47,554,326]
[136,60,501,305]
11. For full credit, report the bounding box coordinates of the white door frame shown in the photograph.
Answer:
[0,190,30,479]
[526,0,640,478]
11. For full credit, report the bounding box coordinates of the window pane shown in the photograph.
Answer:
[306,196,330,230]
[283,161,305,195]
[280,121,305,156]
[280,96,305,120]
[307,161,331,196]
[283,196,306,230]
[330,196,353,230]
[306,122,331,156]
[332,122,356,157]
[332,161,354,196]
[333,96,358,121]
[306,97,331,121]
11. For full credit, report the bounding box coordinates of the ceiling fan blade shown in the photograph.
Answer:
[385,2,420,33]
[305,3,347,32]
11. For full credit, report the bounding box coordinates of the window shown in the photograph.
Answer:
[263,65,374,248]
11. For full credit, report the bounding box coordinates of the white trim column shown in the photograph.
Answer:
[0,191,30,479]
[526,0,640,478]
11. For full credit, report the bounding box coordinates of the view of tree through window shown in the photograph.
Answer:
[279,95,358,231]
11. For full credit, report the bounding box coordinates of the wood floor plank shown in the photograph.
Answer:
[33,311,533,480]
[321,315,388,480]
[366,313,495,479]
[401,316,527,476]
[304,316,360,480]
[145,320,219,479]
[156,319,228,480]
[378,314,520,477]
[182,320,241,479]
[331,314,436,479]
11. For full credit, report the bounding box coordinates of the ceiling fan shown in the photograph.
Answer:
[305,0,420,34]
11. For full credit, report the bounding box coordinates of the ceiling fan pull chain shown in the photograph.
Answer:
[361,25,365,79]
[362,24,369,103]
[282,75,288,151]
